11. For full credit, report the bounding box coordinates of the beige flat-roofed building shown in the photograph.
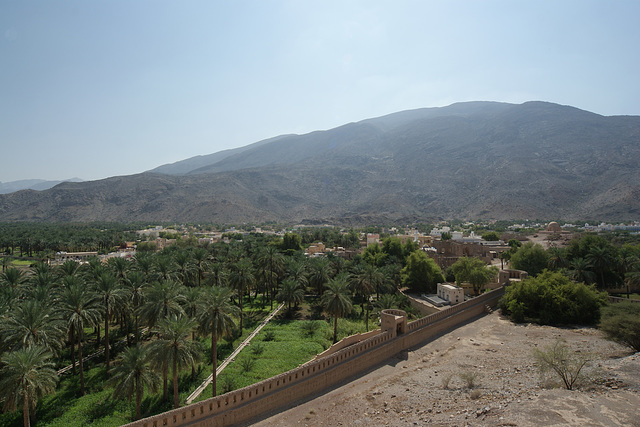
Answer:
[437,283,464,305]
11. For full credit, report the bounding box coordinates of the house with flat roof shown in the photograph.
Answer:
[437,282,464,305]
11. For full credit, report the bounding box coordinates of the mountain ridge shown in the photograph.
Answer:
[1,101,639,224]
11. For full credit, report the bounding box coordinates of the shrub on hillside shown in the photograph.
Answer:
[499,270,608,325]
[600,301,640,352]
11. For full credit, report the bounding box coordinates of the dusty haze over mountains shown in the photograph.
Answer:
[0,101,638,224]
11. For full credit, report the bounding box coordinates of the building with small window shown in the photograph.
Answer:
[437,283,464,305]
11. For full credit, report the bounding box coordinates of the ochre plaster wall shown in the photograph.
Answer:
[123,287,504,427]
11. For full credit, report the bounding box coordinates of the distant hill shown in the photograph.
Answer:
[1,101,639,223]
[0,178,83,194]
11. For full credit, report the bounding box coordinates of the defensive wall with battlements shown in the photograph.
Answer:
[123,286,505,427]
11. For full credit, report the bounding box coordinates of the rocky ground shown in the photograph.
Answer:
[252,311,640,426]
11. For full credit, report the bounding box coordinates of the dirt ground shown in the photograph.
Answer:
[252,311,640,426]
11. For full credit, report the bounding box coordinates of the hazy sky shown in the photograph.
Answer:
[1,1,639,182]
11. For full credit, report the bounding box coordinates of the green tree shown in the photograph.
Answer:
[499,270,607,325]
[57,281,101,395]
[510,242,549,276]
[600,301,640,351]
[568,257,595,284]
[257,246,285,308]
[546,247,568,271]
[532,340,589,390]
[198,286,239,397]
[229,258,255,330]
[586,245,616,289]
[148,315,202,407]
[481,231,500,241]
[400,251,444,293]
[448,257,498,295]
[93,271,126,376]
[322,275,353,343]
[0,346,58,427]
[276,279,305,313]
[109,345,160,420]
[381,237,404,260]
[281,232,303,253]
[56,260,80,278]
[191,248,210,287]
[123,271,147,345]
[308,258,331,296]
[361,243,387,267]
[351,264,383,330]
[374,293,401,311]
[138,280,186,329]
[0,300,65,355]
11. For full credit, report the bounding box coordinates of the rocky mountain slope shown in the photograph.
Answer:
[1,101,639,223]
[0,178,83,194]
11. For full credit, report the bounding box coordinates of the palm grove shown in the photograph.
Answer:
[2,224,639,425]
[0,226,444,425]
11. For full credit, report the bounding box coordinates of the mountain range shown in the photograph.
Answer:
[0,178,83,195]
[1,101,639,224]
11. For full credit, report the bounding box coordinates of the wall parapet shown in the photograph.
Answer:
[312,329,381,361]
[123,287,505,427]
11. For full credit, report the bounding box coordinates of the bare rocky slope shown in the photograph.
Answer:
[1,101,639,223]
[253,311,640,427]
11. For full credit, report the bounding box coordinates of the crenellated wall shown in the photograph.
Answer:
[122,287,505,427]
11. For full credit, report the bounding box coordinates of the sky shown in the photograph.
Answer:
[1,0,639,183]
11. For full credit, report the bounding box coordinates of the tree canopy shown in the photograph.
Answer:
[510,242,549,276]
[400,251,444,293]
[499,270,608,325]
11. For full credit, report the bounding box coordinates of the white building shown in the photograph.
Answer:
[437,283,464,305]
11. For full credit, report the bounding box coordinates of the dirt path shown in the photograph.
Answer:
[253,312,640,426]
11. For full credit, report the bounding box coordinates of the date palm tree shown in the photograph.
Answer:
[123,270,148,345]
[148,315,202,407]
[0,346,58,427]
[229,258,255,330]
[107,256,130,282]
[586,245,615,288]
[0,299,65,355]
[109,345,160,420]
[57,281,101,395]
[1,256,12,272]
[56,260,80,278]
[154,255,175,282]
[276,279,305,314]
[351,264,383,330]
[308,258,331,297]
[1,267,26,290]
[569,257,595,285]
[93,271,126,376]
[191,248,210,287]
[322,275,353,343]
[133,252,155,283]
[172,251,193,288]
[138,280,186,329]
[256,246,284,308]
[198,286,238,397]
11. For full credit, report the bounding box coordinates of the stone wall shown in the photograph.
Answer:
[311,329,381,361]
[122,287,505,427]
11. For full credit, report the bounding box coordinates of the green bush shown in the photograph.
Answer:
[262,330,276,342]
[533,340,589,390]
[499,270,608,325]
[600,301,640,351]
[510,242,549,276]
